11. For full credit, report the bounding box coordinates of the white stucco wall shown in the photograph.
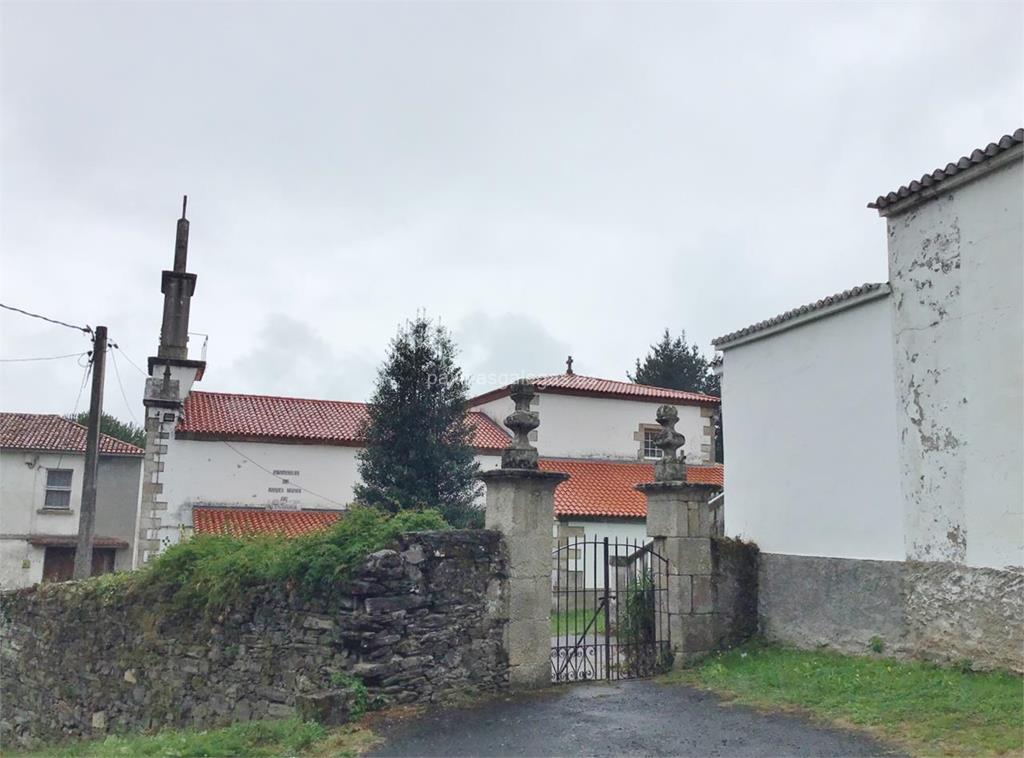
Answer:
[157,440,503,532]
[158,438,358,532]
[720,296,905,560]
[0,450,141,586]
[472,393,712,463]
[559,519,650,589]
[0,540,45,588]
[886,155,1023,569]
[1,450,85,535]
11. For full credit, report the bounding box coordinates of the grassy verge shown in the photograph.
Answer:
[660,641,1024,757]
[550,608,607,636]
[14,717,380,757]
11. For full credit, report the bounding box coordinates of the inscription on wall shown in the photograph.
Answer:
[267,470,302,508]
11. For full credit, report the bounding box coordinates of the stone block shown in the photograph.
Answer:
[680,614,718,654]
[295,690,352,726]
[668,574,692,615]
[665,538,712,576]
[687,504,716,539]
[364,595,428,614]
[646,499,688,539]
[691,575,713,614]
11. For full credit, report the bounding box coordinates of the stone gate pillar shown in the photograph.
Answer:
[479,380,568,688]
[637,405,721,665]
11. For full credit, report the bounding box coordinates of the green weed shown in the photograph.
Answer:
[661,640,1024,756]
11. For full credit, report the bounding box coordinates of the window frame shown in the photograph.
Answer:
[44,468,74,509]
[642,429,664,460]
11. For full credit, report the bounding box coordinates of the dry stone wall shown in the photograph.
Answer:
[0,530,509,748]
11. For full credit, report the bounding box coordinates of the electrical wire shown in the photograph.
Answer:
[56,358,94,470]
[108,347,140,426]
[0,302,91,334]
[0,351,88,363]
[111,344,147,376]
[220,440,347,507]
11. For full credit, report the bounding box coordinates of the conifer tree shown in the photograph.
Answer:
[630,328,723,462]
[68,412,145,448]
[355,316,482,527]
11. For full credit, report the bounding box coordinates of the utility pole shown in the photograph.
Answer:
[73,325,107,580]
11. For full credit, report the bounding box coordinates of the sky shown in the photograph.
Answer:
[1,1,1021,425]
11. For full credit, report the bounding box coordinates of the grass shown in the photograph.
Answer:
[550,608,607,636]
[15,717,380,757]
[660,641,1024,757]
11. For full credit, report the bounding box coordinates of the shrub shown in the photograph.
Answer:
[107,505,449,616]
[620,569,664,677]
[330,671,370,718]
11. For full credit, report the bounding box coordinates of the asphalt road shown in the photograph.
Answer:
[368,680,902,757]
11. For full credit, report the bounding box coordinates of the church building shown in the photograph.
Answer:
[135,203,722,561]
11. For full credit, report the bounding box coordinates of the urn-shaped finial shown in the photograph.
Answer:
[501,380,540,469]
[653,404,687,481]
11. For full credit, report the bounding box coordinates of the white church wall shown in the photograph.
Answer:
[720,295,905,561]
[159,438,358,532]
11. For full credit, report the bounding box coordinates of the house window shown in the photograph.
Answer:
[44,469,73,509]
[643,430,663,460]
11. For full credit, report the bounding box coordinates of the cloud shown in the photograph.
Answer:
[1,2,1020,416]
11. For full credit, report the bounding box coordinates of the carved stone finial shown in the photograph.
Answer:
[566,355,574,375]
[653,404,687,482]
[501,380,540,469]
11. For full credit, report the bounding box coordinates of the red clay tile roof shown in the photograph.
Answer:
[538,458,724,519]
[192,507,342,538]
[177,391,510,451]
[869,128,1023,213]
[469,374,719,407]
[0,413,144,456]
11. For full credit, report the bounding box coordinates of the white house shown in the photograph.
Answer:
[0,413,144,588]
[712,129,1023,670]
[134,204,723,558]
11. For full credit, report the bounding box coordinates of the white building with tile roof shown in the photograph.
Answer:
[712,129,1023,671]
[0,413,143,588]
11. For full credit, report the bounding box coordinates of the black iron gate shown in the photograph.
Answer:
[551,536,672,683]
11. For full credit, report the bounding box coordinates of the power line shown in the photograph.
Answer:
[0,351,88,363]
[57,358,94,470]
[108,347,140,426]
[111,344,147,376]
[220,440,347,508]
[0,302,91,334]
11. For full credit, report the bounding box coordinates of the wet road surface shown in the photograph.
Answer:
[368,679,902,757]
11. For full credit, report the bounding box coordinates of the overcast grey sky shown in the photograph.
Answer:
[1,1,1021,424]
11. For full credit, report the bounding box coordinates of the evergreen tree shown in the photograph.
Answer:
[68,412,146,449]
[630,329,723,462]
[355,316,482,527]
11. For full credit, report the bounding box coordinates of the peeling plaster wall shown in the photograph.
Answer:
[886,157,1023,569]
